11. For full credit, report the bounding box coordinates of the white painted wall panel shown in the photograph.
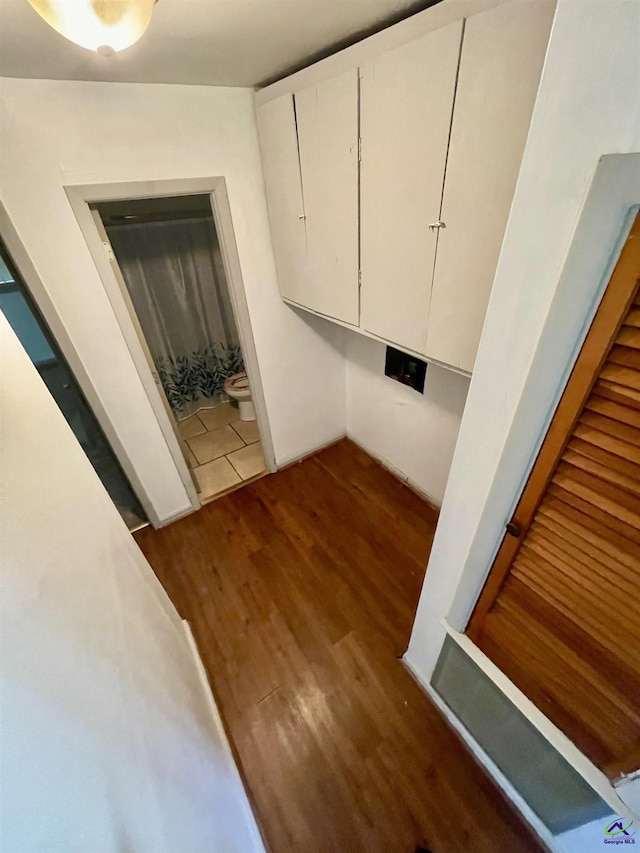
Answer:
[0,313,265,852]
[295,69,360,325]
[0,79,347,504]
[425,1,555,371]
[256,95,309,306]
[345,332,470,505]
[360,21,463,353]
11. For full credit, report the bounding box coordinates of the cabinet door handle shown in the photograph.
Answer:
[297,214,306,220]
[428,220,446,232]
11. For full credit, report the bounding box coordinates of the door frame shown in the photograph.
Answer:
[0,200,159,526]
[468,211,640,641]
[65,177,277,522]
[445,157,640,634]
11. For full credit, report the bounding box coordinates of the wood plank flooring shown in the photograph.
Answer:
[135,439,546,853]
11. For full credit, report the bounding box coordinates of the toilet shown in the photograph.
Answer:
[224,372,255,421]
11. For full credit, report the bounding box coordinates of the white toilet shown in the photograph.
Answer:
[224,372,255,421]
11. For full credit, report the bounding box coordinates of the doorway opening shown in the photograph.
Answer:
[91,194,267,504]
[0,239,147,530]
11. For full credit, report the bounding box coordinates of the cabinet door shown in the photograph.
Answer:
[425,1,555,372]
[359,21,463,354]
[256,94,309,307]
[294,69,359,325]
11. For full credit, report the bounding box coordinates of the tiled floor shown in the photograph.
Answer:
[177,402,266,502]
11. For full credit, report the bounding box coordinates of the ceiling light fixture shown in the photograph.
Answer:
[26,0,156,55]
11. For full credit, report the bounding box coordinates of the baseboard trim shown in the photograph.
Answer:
[155,502,199,528]
[276,433,347,471]
[347,433,441,510]
[182,620,268,853]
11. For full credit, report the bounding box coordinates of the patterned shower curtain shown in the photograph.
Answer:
[106,216,244,418]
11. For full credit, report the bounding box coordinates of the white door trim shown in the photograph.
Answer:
[208,182,276,475]
[65,177,276,525]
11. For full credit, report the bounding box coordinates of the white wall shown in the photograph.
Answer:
[406,0,640,815]
[345,332,469,505]
[0,312,264,852]
[0,77,346,522]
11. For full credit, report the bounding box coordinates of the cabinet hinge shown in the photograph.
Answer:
[102,240,115,262]
[358,137,362,162]
[358,269,362,289]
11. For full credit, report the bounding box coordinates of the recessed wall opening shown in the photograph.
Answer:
[384,345,428,393]
[91,193,268,505]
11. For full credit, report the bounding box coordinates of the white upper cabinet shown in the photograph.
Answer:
[294,69,360,325]
[425,1,555,372]
[256,94,309,307]
[256,0,554,373]
[359,21,463,353]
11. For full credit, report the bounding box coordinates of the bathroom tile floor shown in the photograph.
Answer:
[177,402,266,502]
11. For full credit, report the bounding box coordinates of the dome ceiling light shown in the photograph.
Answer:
[26,0,157,55]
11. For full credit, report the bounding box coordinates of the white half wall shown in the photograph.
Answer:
[0,77,346,522]
[406,0,640,813]
[0,312,264,852]
[345,332,469,505]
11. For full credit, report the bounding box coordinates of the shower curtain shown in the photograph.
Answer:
[106,216,244,418]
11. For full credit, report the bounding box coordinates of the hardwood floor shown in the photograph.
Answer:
[136,439,546,853]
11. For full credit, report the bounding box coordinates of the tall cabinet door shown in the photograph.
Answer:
[359,21,463,353]
[425,1,555,372]
[294,69,360,325]
[256,94,309,307]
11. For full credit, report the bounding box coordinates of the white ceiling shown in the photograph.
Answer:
[0,0,434,88]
